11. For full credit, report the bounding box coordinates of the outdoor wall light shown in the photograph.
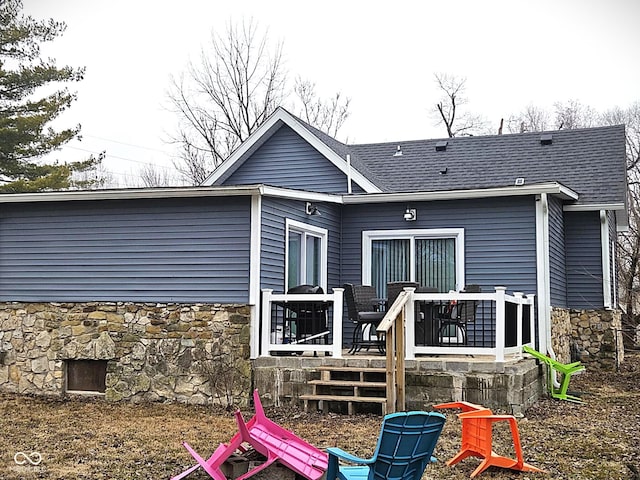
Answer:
[403,207,417,222]
[305,202,321,216]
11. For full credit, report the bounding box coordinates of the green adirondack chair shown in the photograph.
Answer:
[523,345,586,403]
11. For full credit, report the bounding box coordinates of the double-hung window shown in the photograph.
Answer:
[286,220,327,290]
[363,229,465,298]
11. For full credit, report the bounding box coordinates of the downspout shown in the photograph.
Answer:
[346,154,352,194]
[536,193,561,387]
[249,194,262,359]
[600,210,612,309]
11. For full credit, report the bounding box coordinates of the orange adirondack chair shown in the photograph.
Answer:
[434,401,544,478]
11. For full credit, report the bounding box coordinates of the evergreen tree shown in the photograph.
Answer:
[0,0,100,193]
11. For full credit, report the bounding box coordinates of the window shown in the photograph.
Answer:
[286,220,327,290]
[66,360,107,393]
[363,229,465,298]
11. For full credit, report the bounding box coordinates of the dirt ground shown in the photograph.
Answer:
[1,353,639,480]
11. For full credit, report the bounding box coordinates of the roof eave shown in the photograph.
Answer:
[0,184,345,205]
[342,182,579,204]
[0,185,265,203]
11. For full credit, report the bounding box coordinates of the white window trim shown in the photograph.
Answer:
[285,219,328,290]
[362,228,465,290]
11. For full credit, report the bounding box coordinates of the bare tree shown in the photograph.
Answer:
[553,99,599,130]
[138,163,177,188]
[294,77,351,138]
[507,104,551,133]
[602,102,640,335]
[433,73,488,138]
[167,19,287,185]
[167,20,353,185]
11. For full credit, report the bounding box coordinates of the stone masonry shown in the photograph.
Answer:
[551,307,624,369]
[569,308,623,369]
[0,302,251,406]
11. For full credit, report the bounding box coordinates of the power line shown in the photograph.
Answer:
[65,146,177,171]
[81,134,174,156]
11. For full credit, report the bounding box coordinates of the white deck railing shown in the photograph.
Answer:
[405,287,536,361]
[260,286,535,362]
[260,288,344,358]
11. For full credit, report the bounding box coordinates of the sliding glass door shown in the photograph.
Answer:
[365,229,464,298]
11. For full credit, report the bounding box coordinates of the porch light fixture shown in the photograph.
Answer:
[305,202,321,216]
[403,207,417,222]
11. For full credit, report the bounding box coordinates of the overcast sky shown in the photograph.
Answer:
[22,0,640,186]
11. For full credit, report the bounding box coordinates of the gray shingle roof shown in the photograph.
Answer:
[299,119,627,206]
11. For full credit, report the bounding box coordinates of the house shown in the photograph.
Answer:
[0,107,627,411]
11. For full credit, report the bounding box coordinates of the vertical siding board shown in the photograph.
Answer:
[221,126,364,193]
[565,211,604,309]
[0,198,251,303]
[548,196,567,307]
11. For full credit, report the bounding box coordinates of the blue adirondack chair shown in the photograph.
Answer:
[326,411,446,480]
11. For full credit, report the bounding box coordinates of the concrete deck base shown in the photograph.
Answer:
[252,353,543,416]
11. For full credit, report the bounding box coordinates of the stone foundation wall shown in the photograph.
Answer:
[0,302,251,405]
[550,308,572,364]
[569,308,623,369]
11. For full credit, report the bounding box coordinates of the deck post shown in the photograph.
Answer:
[527,294,536,349]
[396,308,406,412]
[404,288,416,360]
[385,323,397,414]
[514,292,523,357]
[495,286,507,362]
[331,288,344,358]
[260,289,273,357]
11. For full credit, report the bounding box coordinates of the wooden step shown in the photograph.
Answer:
[302,365,389,414]
[308,380,386,388]
[300,394,387,403]
[316,366,386,373]
[300,394,387,415]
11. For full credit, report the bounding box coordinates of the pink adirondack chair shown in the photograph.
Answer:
[172,390,328,480]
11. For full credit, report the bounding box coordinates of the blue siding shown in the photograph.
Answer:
[565,211,604,309]
[221,126,364,193]
[341,197,538,294]
[0,198,251,303]
[261,197,341,293]
[549,196,567,307]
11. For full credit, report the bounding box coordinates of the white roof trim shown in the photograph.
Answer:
[0,185,266,203]
[202,107,382,193]
[342,182,579,204]
[563,202,626,211]
[0,184,344,205]
[261,185,343,204]
[0,182,584,206]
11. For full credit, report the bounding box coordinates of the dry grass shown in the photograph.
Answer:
[1,353,639,480]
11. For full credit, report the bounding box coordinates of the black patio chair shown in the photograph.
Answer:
[386,281,419,307]
[343,283,385,354]
[437,284,481,345]
[284,284,329,354]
